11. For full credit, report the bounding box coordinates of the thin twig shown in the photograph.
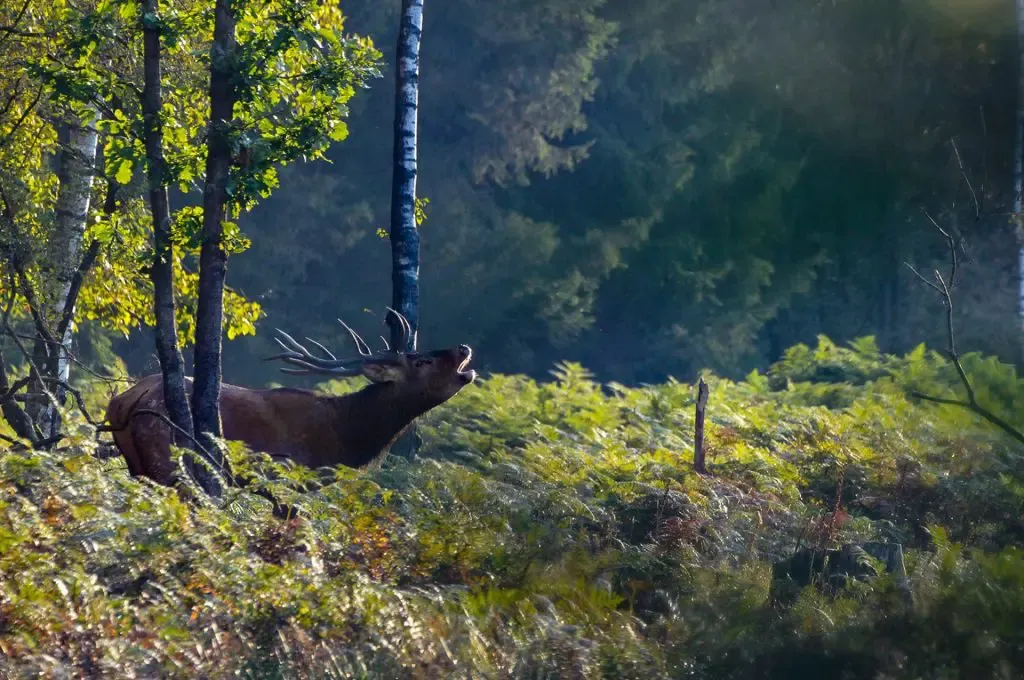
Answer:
[0,431,27,447]
[906,214,1024,447]
[0,84,44,150]
[0,0,33,48]
[903,263,942,294]
[950,138,979,220]
[7,333,132,384]
[32,377,104,428]
[99,407,233,478]
[0,376,31,404]
[0,78,24,121]
[0,25,46,38]
[910,391,1024,447]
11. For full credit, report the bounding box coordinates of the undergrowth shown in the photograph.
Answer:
[1,336,1023,678]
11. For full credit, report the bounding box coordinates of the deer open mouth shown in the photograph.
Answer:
[456,346,476,383]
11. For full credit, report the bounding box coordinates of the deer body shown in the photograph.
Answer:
[106,313,475,486]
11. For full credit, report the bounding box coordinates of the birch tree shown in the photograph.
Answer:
[38,114,100,438]
[388,0,424,352]
[1015,0,1024,342]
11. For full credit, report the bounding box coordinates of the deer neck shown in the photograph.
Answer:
[329,382,432,468]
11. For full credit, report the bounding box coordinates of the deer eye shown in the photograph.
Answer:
[413,357,433,368]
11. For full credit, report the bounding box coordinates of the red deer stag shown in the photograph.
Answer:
[106,309,476,486]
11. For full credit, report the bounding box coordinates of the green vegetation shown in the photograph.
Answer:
[2,337,1022,677]
[220,0,1017,387]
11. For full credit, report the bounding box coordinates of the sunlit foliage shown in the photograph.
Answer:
[0,0,380,347]
[1,338,1022,676]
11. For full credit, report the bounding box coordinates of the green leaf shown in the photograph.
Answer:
[115,159,133,184]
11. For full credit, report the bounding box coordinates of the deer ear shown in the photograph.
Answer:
[361,361,406,383]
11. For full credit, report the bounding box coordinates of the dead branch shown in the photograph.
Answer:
[904,219,1024,448]
[950,138,980,221]
[0,308,60,412]
[8,332,130,384]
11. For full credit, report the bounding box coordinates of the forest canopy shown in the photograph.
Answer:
[3,0,1012,387]
[172,0,1020,388]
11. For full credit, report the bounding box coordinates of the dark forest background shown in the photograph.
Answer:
[113,0,1021,386]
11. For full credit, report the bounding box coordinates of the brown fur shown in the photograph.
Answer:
[105,345,476,486]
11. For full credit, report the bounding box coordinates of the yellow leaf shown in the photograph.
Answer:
[115,159,133,184]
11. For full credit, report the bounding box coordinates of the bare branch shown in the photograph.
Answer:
[907,214,1024,447]
[910,391,1024,447]
[921,208,950,240]
[0,310,60,412]
[0,431,27,447]
[903,262,943,294]
[0,271,37,442]
[0,376,31,404]
[7,333,130,384]
[0,26,46,37]
[950,138,979,220]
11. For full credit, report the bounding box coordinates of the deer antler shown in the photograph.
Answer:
[266,310,410,376]
[337,317,373,356]
[385,306,412,350]
[267,330,364,376]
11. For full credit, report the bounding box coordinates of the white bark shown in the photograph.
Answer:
[43,112,99,437]
[1016,0,1024,337]
[389,0,424,353]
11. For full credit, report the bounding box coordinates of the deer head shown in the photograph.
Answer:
[266,307,476,405]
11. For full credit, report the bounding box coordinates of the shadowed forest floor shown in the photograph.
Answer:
[1,336,1023,678]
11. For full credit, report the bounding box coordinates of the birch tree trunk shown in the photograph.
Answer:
[388,0,424,353]
[386,0,425,461]
[1015,0,1024,344]
[140,0,217,494]
[191,0,236,489]
[40,112,99,438]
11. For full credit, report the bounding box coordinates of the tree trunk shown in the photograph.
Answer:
[388,0,424,353]
[139,0,220,494]
[387,0,425,462]
[1015,0,1024,351]
[39,112,99,438]
[191,0,236,482]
